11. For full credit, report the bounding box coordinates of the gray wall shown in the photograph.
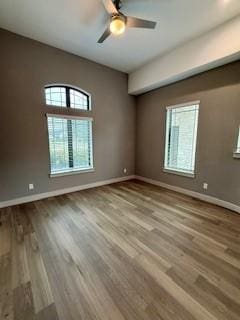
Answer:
[136,61,240,206]
[0,29,136,202]
[1,28,239,207]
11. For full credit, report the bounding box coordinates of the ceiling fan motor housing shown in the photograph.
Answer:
[113,0,122,10]
[111,14,126,23]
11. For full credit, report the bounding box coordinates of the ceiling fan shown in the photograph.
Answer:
[98,0,157,43]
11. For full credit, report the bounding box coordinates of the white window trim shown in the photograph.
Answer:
[163,168,195,178]
[233,126,240,159]
[46,113,93,121]
[166,100,200,110]
[50,167,95,178]
[164,101,200,178]
[233,153,240,159]
[45,101,92,112]
[45,103,91,112]
[46,113,94,177]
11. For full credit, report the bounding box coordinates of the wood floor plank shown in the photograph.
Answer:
[13,282,34,320]
[1,180,240,320]
[195,275,240,318]
[24,232,54,313]
[0,208,12,257]
[136,252,219,320]
[0,253,13,320]
[167,268,239,320]
[35,303,59,320]
[11,230,30,290]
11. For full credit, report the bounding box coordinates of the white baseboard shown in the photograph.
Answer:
[2,174,239,215]
[135,175,240,214]
[0,175,135,209]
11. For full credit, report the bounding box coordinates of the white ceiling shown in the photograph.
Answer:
[0,0,240,73]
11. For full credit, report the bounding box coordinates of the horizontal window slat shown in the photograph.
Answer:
[47,116,93,175]
[164,102,199,176]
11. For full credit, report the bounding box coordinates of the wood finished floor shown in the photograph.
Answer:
[1,180,240,320]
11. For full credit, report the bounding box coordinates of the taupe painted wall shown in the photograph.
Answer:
[0,29,136,201]
[136,61,240,206]
[1,28,239,207]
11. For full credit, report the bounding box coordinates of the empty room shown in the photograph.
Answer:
[0,0,240,319]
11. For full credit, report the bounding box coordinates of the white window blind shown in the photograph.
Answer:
[47,115,93,175]
[164,102,199,176]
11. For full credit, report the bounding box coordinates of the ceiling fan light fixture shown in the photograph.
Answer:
[110,16,126,35]
[98,0,156,43]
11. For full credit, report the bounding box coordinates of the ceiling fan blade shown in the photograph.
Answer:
[98,27,111,43]
[126,16,157,29]
[102,0,118,15]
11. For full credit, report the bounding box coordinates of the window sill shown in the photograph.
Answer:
[163,168,195,178]
[50,168,95,178]
[233,152,240,159]
[45,104,91,111]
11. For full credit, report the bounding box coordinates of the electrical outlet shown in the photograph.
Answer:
[29,183,34,190]
[123,168,127,174]
[203,183,208,190]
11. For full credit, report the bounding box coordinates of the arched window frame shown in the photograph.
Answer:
[44,84,94,177]
[44,84,91,111]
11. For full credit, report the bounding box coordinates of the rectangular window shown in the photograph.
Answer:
[47,114,93,176]
[236,128,240,153]
[164,101,199,177]
[234,127,240,158]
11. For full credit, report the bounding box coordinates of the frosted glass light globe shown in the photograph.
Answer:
[110,17,126,35]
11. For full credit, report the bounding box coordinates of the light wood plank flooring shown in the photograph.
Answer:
[1,180,240,320]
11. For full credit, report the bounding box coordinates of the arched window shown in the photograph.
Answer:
[45,84,93,176]
[45,85,90,110]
